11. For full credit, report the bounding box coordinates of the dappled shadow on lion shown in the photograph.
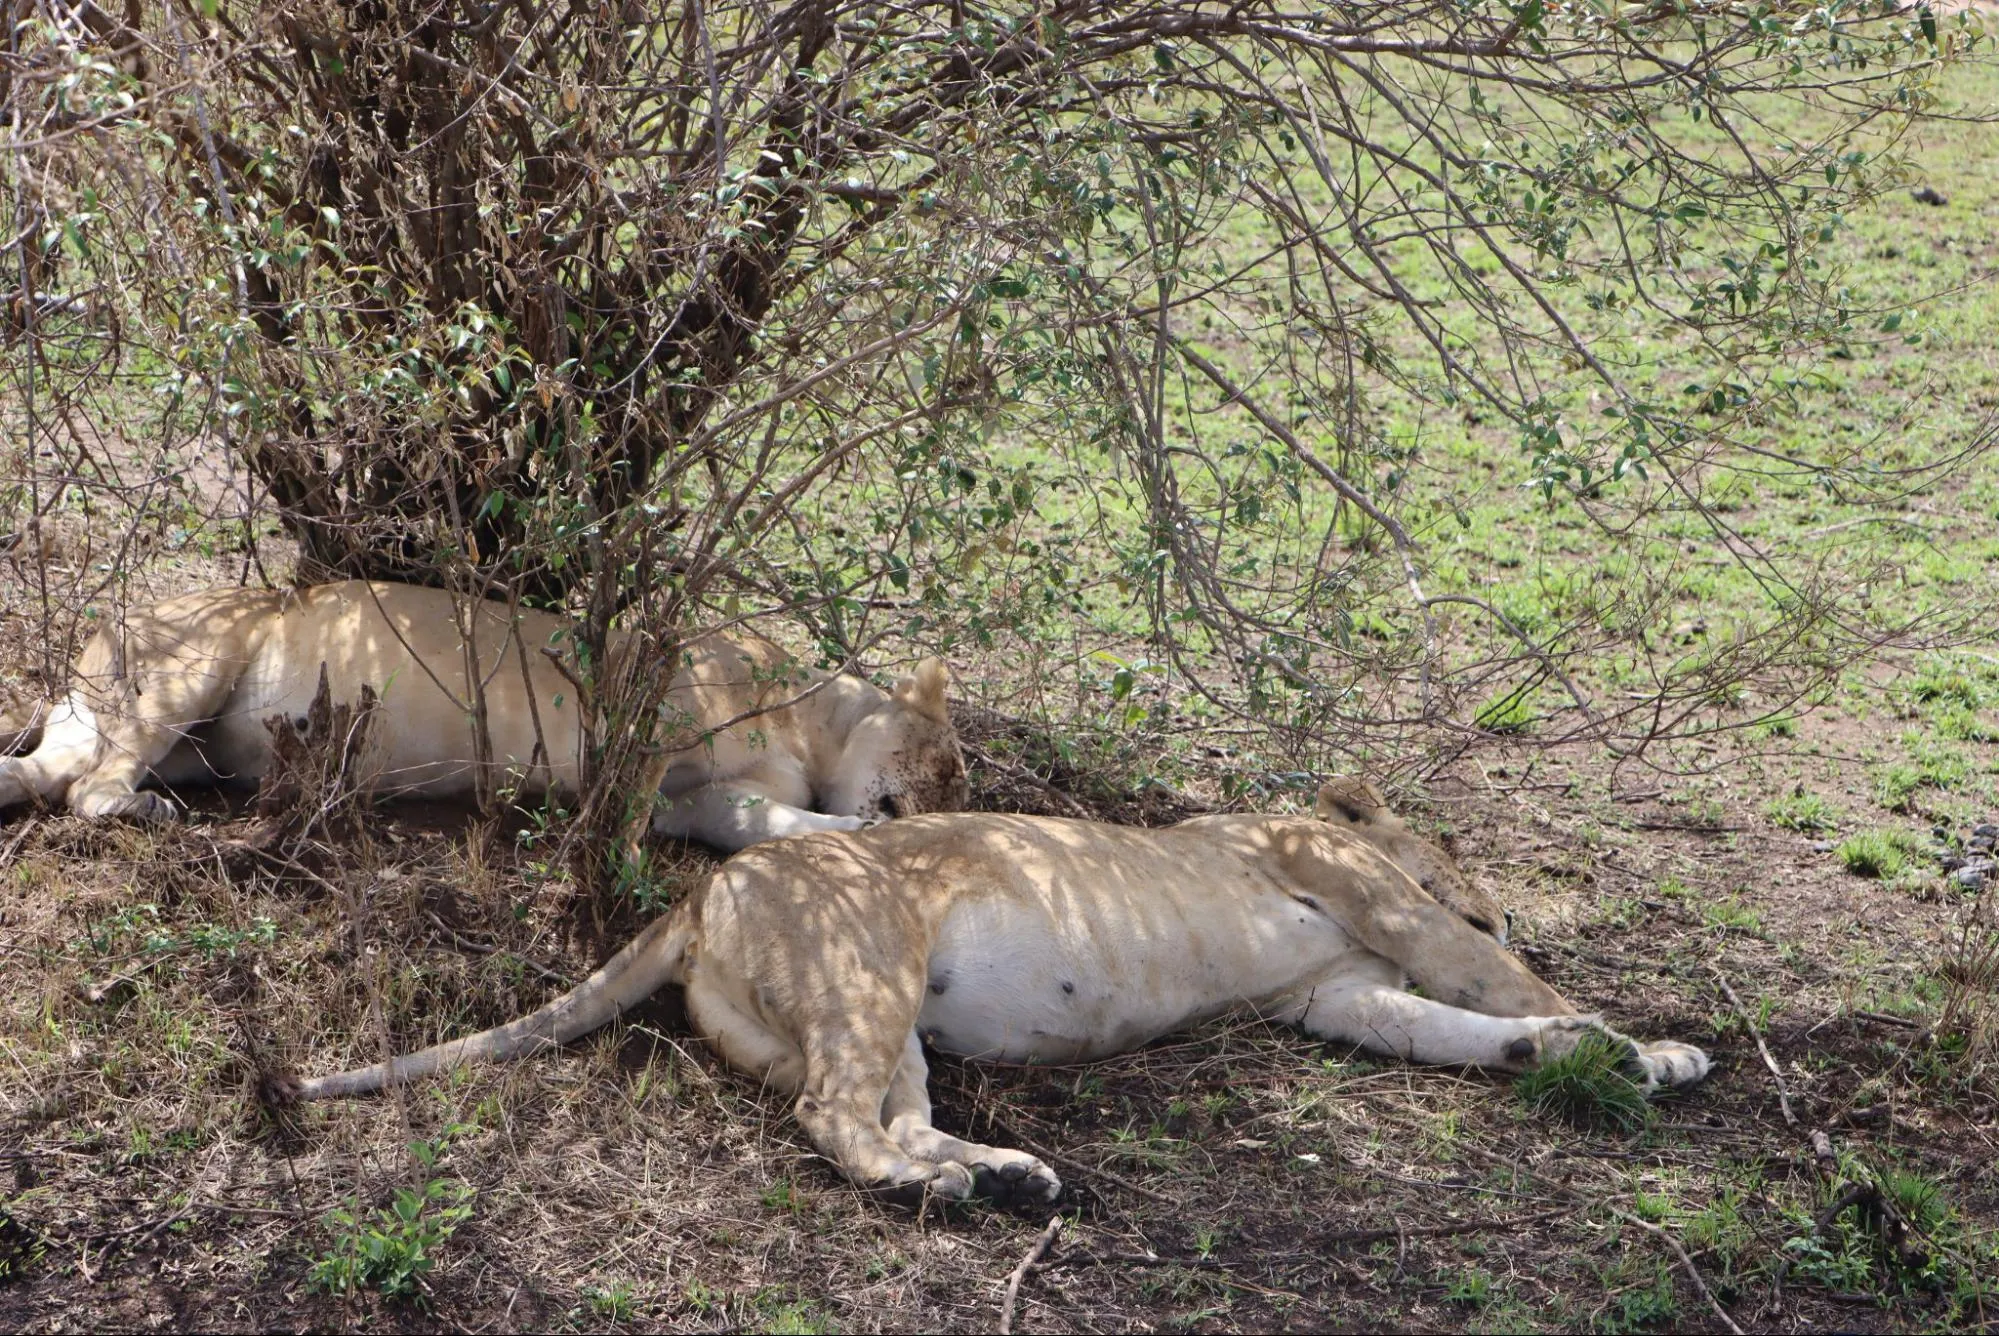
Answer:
[0,580,967,850]
[276,778,1711,1209]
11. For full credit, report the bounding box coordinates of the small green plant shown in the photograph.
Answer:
[584,1281,639,1322]
[1442,1266,1495,1308]
[1907,659,1982,709]
[759,1176,802,1215]
[1875,764,1924,812]
[1765,790,1838,834]
[1934,704,1999,742]
[1655,876,1694,902]
[310,1126,476,1303]
[1515,1031,1653,1132]
[1877,737,1971,811]
[1473,687,1537,734]
[1683,1185,1753,1272]
[1702,894,1764,936]
[1630,1190,1672,1223]
[1596,1262,1679,1332]
[1836,829,1922,879]
[754,1289,836,1335]
[1754,713,1801,739]
[309,1177,475,1303]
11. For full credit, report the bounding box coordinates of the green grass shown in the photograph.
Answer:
[1515,1032,1653,1133]
[1836,829,1925,879]
[1766,790,1840,834]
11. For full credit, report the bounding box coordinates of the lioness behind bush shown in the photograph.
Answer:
[283,780,1711,1208]
[0,580,966,848]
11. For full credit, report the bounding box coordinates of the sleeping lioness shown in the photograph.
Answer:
[281,779,1711,1206]
[0,580,967,849]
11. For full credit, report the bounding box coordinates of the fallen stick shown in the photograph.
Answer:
[998,1215,1064,1336]
[1020,1140,1178,1205]
[1610,1208,1746,1336]
[1715,969,1796,1126]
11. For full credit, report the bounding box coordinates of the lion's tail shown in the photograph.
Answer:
[279,907,696,1103]
[1,698,46,755]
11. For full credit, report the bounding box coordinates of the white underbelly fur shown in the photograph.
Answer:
[916,891,1379,1064]
[165,649,582,797]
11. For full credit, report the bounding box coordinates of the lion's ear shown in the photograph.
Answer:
[1315,775,1390,827]
[893,657,952,725]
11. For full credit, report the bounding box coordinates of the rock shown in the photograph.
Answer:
[1811,840,1836,854]
[1973,822,1999,839]
[1953,868,1987,892]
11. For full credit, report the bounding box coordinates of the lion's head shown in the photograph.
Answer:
[1315,776,1510,944]
[821,658,969,822]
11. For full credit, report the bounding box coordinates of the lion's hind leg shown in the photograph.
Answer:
[684,963,965,1204]
[881,1031,1060,1210]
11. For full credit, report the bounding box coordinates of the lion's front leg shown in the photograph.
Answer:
[650,781,868,851]
[1286,979,1711,1092]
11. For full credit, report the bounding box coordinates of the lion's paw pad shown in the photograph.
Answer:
[972,1157,1062,1209]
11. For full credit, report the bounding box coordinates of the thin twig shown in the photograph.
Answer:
[1715,969,1796,1126]
[1019,1140,1178,1205]
[1609,1208,1746,1336]
[1313,1205,1571,1246]
[1848,1010,1922,1030]
[425,910,572,988]
[0,814,39,867]
[997,1214,1063,1336]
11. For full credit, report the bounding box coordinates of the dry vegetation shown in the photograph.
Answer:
[2,631,1997,1331]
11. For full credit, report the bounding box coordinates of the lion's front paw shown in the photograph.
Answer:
[73,789,180,823]
[972,1157,1062,1210]
[1538,1018,1710,1095]
[1528,1015,1636,1069]
[1631,1039,1710,1092]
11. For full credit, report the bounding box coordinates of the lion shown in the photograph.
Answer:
[278,779,1711,1207]
[0,580,967,849]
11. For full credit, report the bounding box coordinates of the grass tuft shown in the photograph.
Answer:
[1766,790,1839,834]
[1836,829,1923,879]
[1514,1031,1653,1133]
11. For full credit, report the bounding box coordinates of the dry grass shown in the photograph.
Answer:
[3,713,1998,1332]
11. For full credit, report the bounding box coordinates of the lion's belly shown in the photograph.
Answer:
[916,888,1373,1064]
[194,583,587,796]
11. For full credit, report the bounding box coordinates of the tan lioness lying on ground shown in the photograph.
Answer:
[281,780,1711,1206]
[0,581,967,849]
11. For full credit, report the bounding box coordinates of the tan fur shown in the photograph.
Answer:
[0,581,966,848]
[287,785,1710,1208]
